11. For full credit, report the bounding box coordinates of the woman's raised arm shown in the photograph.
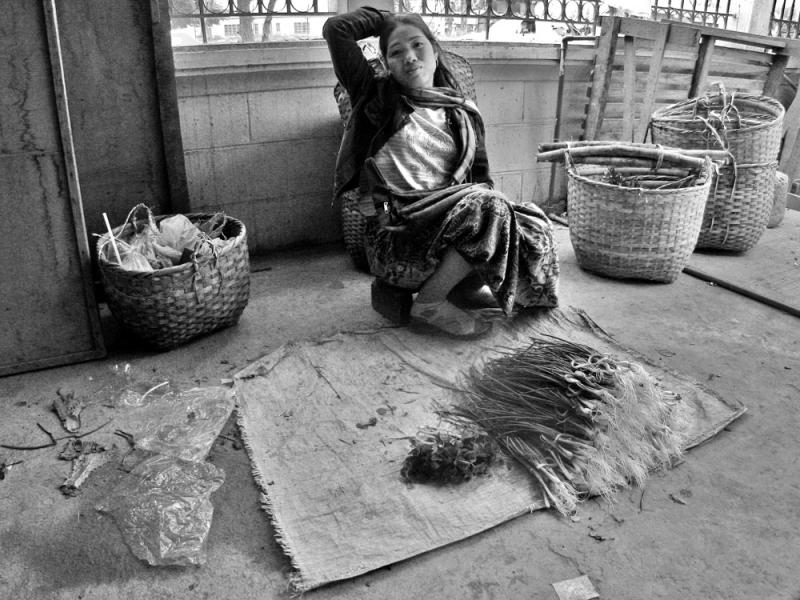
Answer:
[323,7,388,101]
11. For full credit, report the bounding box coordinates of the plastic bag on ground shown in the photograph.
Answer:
[96,454,225,566]
[134,386,235,463]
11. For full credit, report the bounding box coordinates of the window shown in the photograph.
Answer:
[167,0,740,46]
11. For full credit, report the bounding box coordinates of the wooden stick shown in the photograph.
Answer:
[1,419,112,451]
[102,212,122,264]
[538,141,730,161]
[636,25,670,143]
[583,167,690,176]
[612,179,697,189]
[539,140,719,153]
[537,144,710,168]
[683,266,800,319]
[565,157,683,169]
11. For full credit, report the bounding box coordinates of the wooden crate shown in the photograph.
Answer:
[555,17,800,186]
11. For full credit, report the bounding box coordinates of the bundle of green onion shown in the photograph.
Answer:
[455,335,685,515]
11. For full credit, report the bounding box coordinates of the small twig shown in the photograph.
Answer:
[114,430,135,447]
[37,423,57,445]
[0,442,55,451]
[139,381,169,404]
[0,460,24,480]
[638,487,646,512]
[669,493,687,506]
[217,433,243,450]
[70,419,113,440]
[1,418,113,451]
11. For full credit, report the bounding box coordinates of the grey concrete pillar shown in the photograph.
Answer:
[741,0,774,35]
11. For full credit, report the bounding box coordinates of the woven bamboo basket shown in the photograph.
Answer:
[650,91,784,163]
[97,213,250,350]
[696,162,777,251]
[768,170,789,228]
[341,189,369,271]
[566,152,713,283]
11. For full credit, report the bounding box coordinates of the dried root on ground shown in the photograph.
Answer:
[400,423,498,485]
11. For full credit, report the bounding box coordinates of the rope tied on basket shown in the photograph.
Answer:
[190,240,223,305]
[693,84,742,130]
[682,84,733,151]
[707,154,740,211]
[654,144,665,172]
[695,115,729,150]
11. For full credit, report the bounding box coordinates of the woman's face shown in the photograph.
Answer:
[385,24,438,90]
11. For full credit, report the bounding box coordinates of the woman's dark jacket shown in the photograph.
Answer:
[322,7,493,201]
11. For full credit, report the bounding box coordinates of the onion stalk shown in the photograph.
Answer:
[452,335,686,516]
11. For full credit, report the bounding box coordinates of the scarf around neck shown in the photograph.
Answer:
[402,86,482,186]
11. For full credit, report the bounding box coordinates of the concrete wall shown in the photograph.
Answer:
[56,0,185,245]
[173,43,593,253]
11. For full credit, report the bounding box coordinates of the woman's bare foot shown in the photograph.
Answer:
[410,300,491,338]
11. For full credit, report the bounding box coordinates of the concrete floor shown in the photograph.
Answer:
[1,224,799,600]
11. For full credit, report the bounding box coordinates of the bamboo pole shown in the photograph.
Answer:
[536,144,712,168]
[537,141,730,162]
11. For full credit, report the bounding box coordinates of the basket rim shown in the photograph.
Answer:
[96,212,246,275]
[650,92,785,132]
[566,162,714,195]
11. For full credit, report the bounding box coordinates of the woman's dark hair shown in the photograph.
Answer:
[378,12,461,92]
[378,13,440,57]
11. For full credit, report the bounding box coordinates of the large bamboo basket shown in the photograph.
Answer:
[566,151,713,283]
[341,189,369,271]
[650,91,784,163]
[97,213,250,350]
[696,162,777,251]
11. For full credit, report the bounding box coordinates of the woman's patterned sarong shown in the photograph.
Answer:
[365,187,560,315]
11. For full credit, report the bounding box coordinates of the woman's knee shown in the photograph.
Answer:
[454,191,511,219]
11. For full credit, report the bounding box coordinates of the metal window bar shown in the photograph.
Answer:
[169,0,602,43]
[651,0,733,29]
[168,1,740,45]
[771,0,800,38]
[394,0,602,40]
[169,0,335,43]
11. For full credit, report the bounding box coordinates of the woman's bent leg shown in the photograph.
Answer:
[434,191,560,313]
[415,248,472,303]
[411,248,491,337]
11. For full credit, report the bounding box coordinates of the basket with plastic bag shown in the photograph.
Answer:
[97,204,250,350]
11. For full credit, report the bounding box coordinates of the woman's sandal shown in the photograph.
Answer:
[409,300,492,338]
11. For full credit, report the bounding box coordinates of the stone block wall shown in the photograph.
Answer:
[174,43,594,253]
